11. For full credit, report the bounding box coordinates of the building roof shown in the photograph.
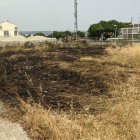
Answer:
[121,27,140,29]
[0,21,18,26]
[131,23,140,25]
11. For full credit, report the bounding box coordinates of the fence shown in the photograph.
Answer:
[57,37,114,45]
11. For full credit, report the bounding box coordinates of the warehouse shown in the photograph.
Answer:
[0,21,19,37]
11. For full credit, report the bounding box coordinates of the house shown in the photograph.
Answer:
[121,23,140,40]
[0,21,19,37]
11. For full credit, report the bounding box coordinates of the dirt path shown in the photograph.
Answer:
[0,102,31,140]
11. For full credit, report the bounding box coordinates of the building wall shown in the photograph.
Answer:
[0,21,19,37]
[121,23,140,40]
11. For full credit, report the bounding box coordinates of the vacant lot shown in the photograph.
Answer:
[0,43,140,140]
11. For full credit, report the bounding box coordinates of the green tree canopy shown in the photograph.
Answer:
[48,31,71,39]
[88,20,131,38]
[48,30,85,39]
[77,31,85,37]
[34,32,46,37]
[88,24,104,37]
[64,31,71,36]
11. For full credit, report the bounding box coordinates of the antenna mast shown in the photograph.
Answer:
[74,0,78,34]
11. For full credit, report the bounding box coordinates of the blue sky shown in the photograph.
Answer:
[0,0,140,31]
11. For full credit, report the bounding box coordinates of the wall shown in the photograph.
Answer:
[0,38,57,47]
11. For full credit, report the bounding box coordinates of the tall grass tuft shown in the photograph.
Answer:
[106,45,140,67]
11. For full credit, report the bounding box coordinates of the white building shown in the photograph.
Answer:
[0,21,19,37]
[121,23,140,40]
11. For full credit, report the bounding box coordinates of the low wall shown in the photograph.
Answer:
[0,38,57,47]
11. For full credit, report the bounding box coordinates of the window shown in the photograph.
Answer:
[14,31,17,36]
[128,34,132,39]
[132,29,138,34]
[134,24,138,27]
[0,25,2,30]
[4,31,9,36]
[123,34,127,38]
[128,29,132,33]
[123,29,127,33]
[133,34,137,39]
[15,27,18,31]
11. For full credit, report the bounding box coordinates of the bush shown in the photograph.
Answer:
[24,42,35,49]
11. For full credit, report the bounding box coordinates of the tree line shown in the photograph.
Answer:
[24,31,86,39]
[48,31,85,39]
[88,20,131,39]
[25,20,131,39]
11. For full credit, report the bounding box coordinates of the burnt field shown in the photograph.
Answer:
[1,43,139,140]
[0,43,116,114]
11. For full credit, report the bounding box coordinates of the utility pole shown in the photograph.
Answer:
[74,0,78,39]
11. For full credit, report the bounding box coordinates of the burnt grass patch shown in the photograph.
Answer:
[0,44,126,114]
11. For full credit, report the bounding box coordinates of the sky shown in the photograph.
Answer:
[0,0,140,31]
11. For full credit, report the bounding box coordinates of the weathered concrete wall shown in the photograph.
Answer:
[0,38,57,47]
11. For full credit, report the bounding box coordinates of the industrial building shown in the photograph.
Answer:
[0,21,19,37]
[121,23,140,40]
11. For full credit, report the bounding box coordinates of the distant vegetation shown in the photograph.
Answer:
[23,20,131,40]
[88,20,131,38]
[34,32,46,37]
[23,31,86,39]
[48,30,85,39]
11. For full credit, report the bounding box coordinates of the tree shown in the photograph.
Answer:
[48,31,61,39]
[77,31,85,37]
[64,31,71,36]
[88,20,131,38]
[53,31,61,39]
[48,30,85,39]
[34,32,46,37]
[48,30,72,39]
[88,23,104,37]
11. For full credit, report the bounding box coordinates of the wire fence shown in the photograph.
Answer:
[57,37,114,45]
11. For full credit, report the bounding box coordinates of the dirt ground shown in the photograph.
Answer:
[0,43,127,115]
[2,43,140,140]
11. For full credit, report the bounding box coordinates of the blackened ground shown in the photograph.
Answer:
[0,44,127,114]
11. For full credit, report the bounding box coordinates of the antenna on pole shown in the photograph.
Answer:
[74,0,78,38]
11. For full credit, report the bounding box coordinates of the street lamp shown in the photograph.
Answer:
[114,25,117,45]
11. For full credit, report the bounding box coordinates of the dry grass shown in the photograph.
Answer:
[16,97,90,140]
[80,56,95,62]
[106,45,140,67]
[2,43,140,140]
[0,43,51,53]
[15,90,140,140]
